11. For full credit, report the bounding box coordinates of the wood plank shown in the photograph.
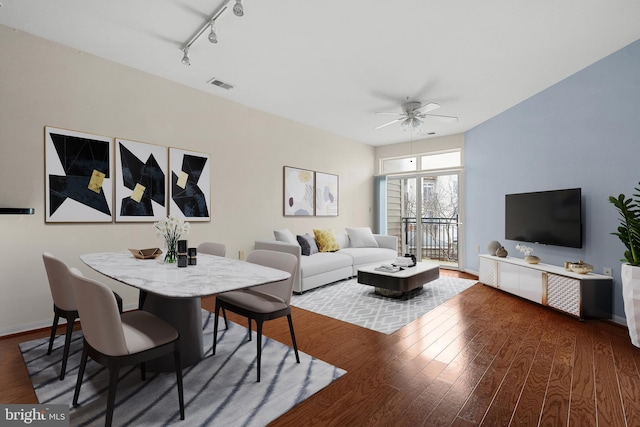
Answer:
[2,273,639,427]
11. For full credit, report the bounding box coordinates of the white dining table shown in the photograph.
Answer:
[81,251,290,370]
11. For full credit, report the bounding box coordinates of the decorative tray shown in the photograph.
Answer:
[128,248,163,259]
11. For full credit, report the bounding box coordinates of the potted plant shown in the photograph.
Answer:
[609,184,640,347]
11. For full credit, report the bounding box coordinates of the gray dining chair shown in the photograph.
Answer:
[212,250,299,382]
[42,252,123,380]
[197,242,226,257]
[68,267,185,427]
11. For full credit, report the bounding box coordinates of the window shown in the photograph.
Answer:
[381,157,416,174]
[420,151,461,170]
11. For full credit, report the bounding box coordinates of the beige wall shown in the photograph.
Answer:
[0,26,375,335]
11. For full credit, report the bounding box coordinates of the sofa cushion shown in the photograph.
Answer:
[297,233,319,256]
[301,252,353,277]
[274,228,298,245]
[339,247,397,265]
[346,227,379,248]
[313,229,340,252]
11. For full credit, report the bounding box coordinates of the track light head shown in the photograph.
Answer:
[233,0,244,17]
[208,22,218,43]
[181,48,190,66]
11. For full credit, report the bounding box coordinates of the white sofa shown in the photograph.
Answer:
[255,229,398,293]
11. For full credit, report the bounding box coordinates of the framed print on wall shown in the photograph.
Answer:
[115,138,168,222]
[45,126,113,222]
[283,166,315,216]
[315,171,339,216]
[169,147,211,221]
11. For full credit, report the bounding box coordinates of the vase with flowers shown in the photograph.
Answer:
[155,215,190,263]
[516,244,540,264]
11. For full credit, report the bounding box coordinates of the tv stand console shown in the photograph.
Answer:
[478,255,612,320]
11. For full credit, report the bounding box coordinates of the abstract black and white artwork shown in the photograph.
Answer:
[115,139,168,222]
[169,148,210,221]
[45,127,113,222]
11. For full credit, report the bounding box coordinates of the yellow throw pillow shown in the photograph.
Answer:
[313,229,340,252]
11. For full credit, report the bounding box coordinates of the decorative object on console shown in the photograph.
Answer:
[609,184,640,347]
[516,244,540,264]
[155,215,191,263]
[495,246,508,257]
[487,240,502,256]
[45,127,113,223]
[567,260,593,274]
[313,229,340,252]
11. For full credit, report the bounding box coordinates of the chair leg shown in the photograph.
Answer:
[174,343,185,420]
[222,307,229,329]
[256,320,263,382]
[47,312,60,356]
[73,346,88,407]
[287,314,300,364]
[105,359,121,427]
[59,315,77,380]
[247,317,252,341]
[140,362,146,381]
[213,300,220,356]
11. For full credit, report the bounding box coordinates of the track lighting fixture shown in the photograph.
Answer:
[179,0,246,64]
[181,48,190,66]
[208,21,218,43]
[233,0,244,17]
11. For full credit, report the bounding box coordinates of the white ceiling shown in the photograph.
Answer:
[1,1,640,146]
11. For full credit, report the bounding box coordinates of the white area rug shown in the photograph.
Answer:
[291,276,478,334]
[20,310,345,427]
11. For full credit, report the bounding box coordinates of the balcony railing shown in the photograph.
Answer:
[402,216,459,263]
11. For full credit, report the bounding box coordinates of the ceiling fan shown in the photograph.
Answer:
[374,99,458,131]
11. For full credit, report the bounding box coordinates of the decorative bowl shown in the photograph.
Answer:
[525,255,540,264]
[129,248,163,259]
[568,260,593,274]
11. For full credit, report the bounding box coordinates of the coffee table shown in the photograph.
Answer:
[357,262,440,298]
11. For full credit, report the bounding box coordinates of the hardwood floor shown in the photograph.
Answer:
[3,270,640,426]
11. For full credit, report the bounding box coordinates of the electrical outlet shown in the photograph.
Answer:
[239,250,245,260]
[603,267,612,277]
[475,245,480,253]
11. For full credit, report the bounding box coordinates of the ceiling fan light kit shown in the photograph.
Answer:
[180,0,245,65]
[374,99,458,133]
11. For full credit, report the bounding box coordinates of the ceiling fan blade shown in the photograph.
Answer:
[374,118,403,130]
[425,113,458,123]
[375,112,403,116]
[417,102,440,113]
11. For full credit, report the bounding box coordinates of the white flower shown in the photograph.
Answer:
[154,215,190,245]
[516,244,533,256]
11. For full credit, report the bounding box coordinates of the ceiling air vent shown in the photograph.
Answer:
[207,78,234,90]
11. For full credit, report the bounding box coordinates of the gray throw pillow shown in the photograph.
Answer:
[297,233,319,256]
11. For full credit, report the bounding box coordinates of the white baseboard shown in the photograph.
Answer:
[1,302,138,337]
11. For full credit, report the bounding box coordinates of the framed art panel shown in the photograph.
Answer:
[45,126,113,222]
[115,138,168,222]
[315,171,339,216]
[169,147,211,221]
[283,166,315,216]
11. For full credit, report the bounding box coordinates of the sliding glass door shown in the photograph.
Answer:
[386,172,460,268]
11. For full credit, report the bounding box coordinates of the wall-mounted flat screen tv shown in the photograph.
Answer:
[505,188,582,248]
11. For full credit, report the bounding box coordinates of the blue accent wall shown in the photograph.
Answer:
[465,38,640,320]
